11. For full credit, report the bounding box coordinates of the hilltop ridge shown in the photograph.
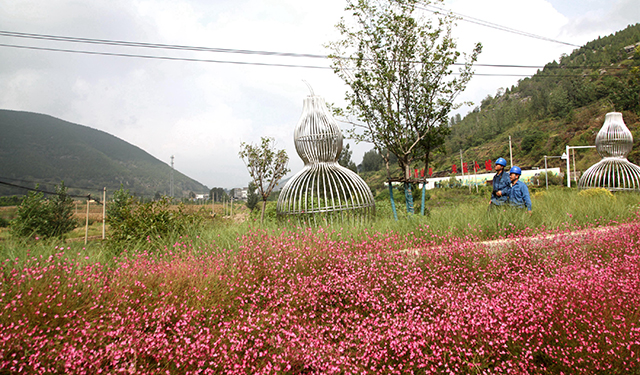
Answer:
[0,109,208,198]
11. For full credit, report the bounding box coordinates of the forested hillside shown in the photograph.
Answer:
[435,23,640,174]
[0,110,208,198]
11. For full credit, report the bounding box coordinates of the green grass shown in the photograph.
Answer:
[1,187,639,267]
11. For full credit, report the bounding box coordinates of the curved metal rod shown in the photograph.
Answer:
[579,112,640,191]
[278,92,375,220]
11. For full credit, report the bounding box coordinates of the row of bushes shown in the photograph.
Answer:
[7,185,204,243]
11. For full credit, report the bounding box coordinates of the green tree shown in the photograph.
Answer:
[361,148,384,172]
[338,143,358,172]
[239,137,290,223]
[48,182,77,237]
[328,0,480,214]
[246,182,260,211]
[11,182,77,239]
[209,187,227,202]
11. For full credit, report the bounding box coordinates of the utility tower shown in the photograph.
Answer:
[170,155,174,198]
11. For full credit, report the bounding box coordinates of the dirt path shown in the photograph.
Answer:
[401,221,636,257]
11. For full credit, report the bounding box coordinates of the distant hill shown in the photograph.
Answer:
[0,110,208,198]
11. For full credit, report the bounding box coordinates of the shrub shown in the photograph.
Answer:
[578,187,615,198]
[538,171,564,186]
[0,195,23,207]
[106,187,203,243]
[249,201,278,223]
[10,182,77,239]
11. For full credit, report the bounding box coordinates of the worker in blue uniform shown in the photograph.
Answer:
[508,166,532,213]
[489,157,511,209]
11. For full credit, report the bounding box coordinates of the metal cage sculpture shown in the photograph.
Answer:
[277,92,375,222]
[578,112,640,191]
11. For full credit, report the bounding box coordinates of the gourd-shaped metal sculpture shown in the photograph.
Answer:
[277,92,375,221]
[578,112,640,191]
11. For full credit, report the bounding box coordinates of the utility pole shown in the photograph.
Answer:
[102,187,106,239]
[509,135,513,167]
[565,145,596,187]
[84,196,90,245]
[170,155,174,198]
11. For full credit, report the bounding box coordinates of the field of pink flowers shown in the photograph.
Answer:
[2,218,640,374]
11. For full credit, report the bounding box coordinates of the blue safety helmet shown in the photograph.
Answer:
[495,157,507,167]
[509,166,522,175]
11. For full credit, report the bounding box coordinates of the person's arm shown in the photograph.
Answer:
[500,174,512,197]
[524,185,532,212]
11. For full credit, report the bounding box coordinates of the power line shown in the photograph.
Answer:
[417,3,582,48]
[0,29,631,79]
[0,30,328,59]
[0,180,92,199]
[1,41,630,78]
[0,175,106,193]
[0,43,332,69]
[0,30,606,70]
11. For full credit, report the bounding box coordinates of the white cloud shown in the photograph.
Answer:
[0,0,635,189]
[560,0,640,40]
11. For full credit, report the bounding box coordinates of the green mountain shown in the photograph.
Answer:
[437,23,640,174]
[0,110,208,198]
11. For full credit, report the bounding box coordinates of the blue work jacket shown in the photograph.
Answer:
[491,171,511,205]
[508,180,532,211]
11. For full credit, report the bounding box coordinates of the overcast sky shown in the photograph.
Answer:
[0,0,638,190]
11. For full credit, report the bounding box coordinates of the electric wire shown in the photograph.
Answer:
[0,30,328,59]
[0,176,104,193]
[0,41,631,78]
[0,43,332,70]
[0,30,627,73]
[0,180,94,199]
[416,3,582,47]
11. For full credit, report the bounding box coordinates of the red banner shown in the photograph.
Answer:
[485,160,492,171]
[429,167,433,177]
[452,164,457,173]
[463,162,468,173]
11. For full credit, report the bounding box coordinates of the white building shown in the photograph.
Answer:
[388,168,562,190]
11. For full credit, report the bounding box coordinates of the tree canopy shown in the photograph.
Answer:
[239,137,290,223]
[338,143,358,172]
[328,0,480,214]
[328,0,480,181]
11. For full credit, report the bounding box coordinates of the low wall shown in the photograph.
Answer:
[386,168,562,190]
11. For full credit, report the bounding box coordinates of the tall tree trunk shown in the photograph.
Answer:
[385,149,398,220]
[260,199,267,224]
[422,147,432,216]
[385,149,391,180]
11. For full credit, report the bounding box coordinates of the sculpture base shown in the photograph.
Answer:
[578,157,640,191]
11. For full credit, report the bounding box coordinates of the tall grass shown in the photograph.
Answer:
[353,188,640,243]
[1,188,638,267]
